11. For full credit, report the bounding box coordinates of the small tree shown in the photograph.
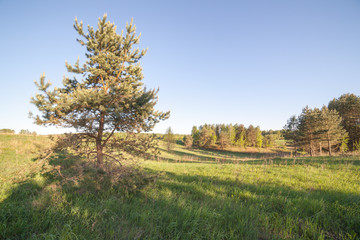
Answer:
[19,129,31,135]
[31,15,169,169]
[183,135,193,149]
[255,126,263,148]
[191,126,200,146]
[164,127,175,151]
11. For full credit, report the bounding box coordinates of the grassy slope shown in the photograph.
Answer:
[0,134,359,239]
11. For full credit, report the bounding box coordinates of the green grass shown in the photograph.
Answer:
[1,134,360,239]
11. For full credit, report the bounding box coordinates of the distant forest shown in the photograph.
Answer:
[186,93,360,156]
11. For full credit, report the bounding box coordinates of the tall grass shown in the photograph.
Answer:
[0,134,359,239]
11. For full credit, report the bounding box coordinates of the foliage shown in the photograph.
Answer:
[0,129,15,134]
[329,93,360,151]
[183,135,193,149]
[255,126,263,148]
[284,106,346,156]
[19,129,37,135]
[328,93,360,150]
[163,127,175,151]
[31,14,169,168]
[191,123,274,150]
[198,124,216,148]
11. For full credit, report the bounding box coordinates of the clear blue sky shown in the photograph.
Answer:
[1,0,359,134]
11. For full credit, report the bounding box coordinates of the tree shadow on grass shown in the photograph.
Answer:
[0,151,158,239]
[191,147,291,159]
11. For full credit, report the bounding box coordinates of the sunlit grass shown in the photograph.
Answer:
[0,134,359,239]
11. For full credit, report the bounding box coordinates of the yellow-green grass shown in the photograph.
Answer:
[1,135,359,239]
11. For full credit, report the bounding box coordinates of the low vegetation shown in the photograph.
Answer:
[1,134,359,239]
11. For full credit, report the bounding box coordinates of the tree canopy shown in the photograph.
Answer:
[284,106,346,156]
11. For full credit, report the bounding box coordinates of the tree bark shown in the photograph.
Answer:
[96,113,105,168]
[328,139,332,156]
[96,139,104,168]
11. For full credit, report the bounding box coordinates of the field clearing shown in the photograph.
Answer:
[0,134,359,239]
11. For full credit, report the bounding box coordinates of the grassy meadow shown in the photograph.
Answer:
[0,134,359,239]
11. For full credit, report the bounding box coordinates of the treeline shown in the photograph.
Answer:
[284,93,360,155]
[0,129,37,135]
[187,124,282,149]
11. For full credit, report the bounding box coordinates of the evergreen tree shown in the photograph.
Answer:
[255,126,263,148]
[0,129,15,134]
[164,127,175,151]
[218,131,230,149]
[228,124,236,146]
[319,106,346,155]
[328,93,360,150]
[31,15,169,169]
[284,107,321,156]
[183,135,193,149]
[284,115,300,150]
[296,107,320,156]
[191,126,200,146]
[199,124,216,148]
[19,129,31,135]
[246,125,256,147]
[236,124,246,148]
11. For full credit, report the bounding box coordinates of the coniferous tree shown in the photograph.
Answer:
[246,125,256,147]
[0,129,15,134]
[284,107,320,156]
[318,106,346,155]
[191,126,200,146]
[164,127,175,151]
[328,93,360,150]
[298,107,321,156]
[183,135,193,149]
[255,126,263,148]
[31,15,169,168]
[228,124,236,146]
[285,106,346,156]
[284,115,300,150]
[199,124,216,148]
[236,124,246,148]
[218,131,230,149]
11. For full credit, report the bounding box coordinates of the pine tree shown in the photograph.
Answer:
[31,15,169,169]
[284,107,321,156]
[255,126,263,148]
[164,127,175,151]
[191,126,200,146]
[246,125,256,147]
[183,135,193,149]
[235,124,246,148]
[199,124,216,148]
[318,106,346,156]
[328,93,360,150]
[298,107,321,156]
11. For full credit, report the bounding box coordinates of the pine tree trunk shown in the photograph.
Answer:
[309,141,313,156]
[328,139,332,156]
[319,142,322,155]
[96,140,104,168]
[96,113,105,169]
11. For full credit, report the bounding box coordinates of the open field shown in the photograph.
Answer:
[0,134,359,239]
